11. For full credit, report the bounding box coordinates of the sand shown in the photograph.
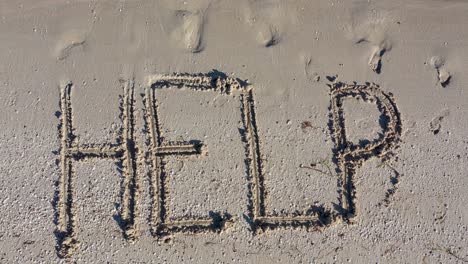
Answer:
[0,0,467,263]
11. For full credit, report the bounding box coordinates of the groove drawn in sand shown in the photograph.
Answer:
[241,84,335,232]
[54,80,139,258]
[328,82,402,218]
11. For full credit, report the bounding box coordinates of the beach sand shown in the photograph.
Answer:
[0,0,467,262]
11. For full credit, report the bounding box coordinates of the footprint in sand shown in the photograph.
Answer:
[429,108,450,135]
[356,36,391,74]
[175,10,206,53]
[257,22,281,47]
[368,45,385,74]
[157,1,210,53]
[54,30,88,60]
[429,56,451,87]
[301,54,320,82]
[242,0,296,48]
[348,5,392,74]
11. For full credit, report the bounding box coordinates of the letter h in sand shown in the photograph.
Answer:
[55,81,139,257]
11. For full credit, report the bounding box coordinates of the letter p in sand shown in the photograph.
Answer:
[328,82,402,219]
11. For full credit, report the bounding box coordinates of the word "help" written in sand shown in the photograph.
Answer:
[54,71,401,258]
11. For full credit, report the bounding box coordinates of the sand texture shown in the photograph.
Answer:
[0,0,467,263]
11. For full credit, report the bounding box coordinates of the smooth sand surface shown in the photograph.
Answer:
[0,0,467,263]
